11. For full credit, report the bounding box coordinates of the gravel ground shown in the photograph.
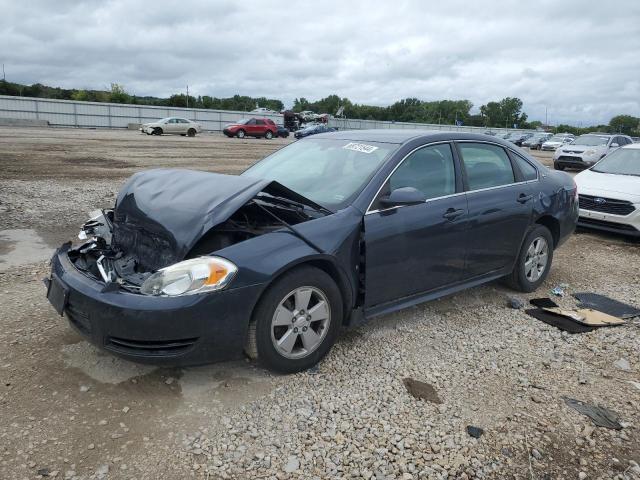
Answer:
[0,127,639,479]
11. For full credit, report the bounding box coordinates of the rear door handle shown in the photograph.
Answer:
[517,194,533,204]
[443,208,465,220]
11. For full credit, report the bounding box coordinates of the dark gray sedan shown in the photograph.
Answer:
[46,130,578,373]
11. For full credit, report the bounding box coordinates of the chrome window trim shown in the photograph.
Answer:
[365,140,540,215]
[364,141,456,215]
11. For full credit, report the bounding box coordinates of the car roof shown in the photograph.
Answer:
[311,128,530,146]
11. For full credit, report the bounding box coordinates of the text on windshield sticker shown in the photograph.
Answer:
[343,142,379,154]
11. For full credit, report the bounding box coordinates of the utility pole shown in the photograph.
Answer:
[186,85,189,108]
[2,63,5,82]
[545,106,548,127]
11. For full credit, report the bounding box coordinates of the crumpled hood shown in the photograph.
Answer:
[112,169,320,271]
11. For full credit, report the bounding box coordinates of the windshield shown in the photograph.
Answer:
[591,148,640,176]
[548,135,569,142]
[234,119,250,125]
[242,138,397,210]
[573,135,608,146]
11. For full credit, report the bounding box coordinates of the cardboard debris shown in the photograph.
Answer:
[542,307,624,327]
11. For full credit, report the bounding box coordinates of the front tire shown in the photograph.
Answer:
[505,225,554,293]
[236,129,246,139]
[153,128,163,135]
[554,163,565,171]
[245,266,342,373]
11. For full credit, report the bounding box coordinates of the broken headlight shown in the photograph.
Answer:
[139,257,237,296]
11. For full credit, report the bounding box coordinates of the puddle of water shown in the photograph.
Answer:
[0,228,53,271]
[62,341,157,384]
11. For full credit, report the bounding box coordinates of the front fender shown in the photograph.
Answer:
[215,208,363,312]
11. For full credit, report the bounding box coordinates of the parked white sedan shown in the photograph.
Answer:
[140,117,203,136]
[575,143,640,237]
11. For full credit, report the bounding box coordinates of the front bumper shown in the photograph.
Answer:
[578,206,640,237]
[46,247,264,366]
[554,155,598,170]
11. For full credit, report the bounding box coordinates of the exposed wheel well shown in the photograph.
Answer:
[535,215,560,247]
[249,259,354,327]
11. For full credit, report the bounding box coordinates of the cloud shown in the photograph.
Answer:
[1,0,639,124]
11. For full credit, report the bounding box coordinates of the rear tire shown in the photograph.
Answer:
[187,128,196,137]
[505,225,554,293]
[265,130,273,139]
[236,129,246,139]
[245,266,342,373]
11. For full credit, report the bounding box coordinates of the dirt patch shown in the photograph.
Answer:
[403,377,443,403]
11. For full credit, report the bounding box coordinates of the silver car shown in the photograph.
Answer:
[140,117,203,136]
[553,133,634,170]
[541,133,574,151]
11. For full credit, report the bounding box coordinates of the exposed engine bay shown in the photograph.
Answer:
[69,195,325,293]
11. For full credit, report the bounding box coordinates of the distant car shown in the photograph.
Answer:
[299,110,318,122]
[140,117,202,137]
[523,133,552,150]
[294,124,337,139]
[553,133,633,170]
[510,132,534,147]
[574,143,640,237]
[484,131,497,136]
[541,134,574,151]
[276,126,289,138]
[223,118,278,139]
[251,107,278,114]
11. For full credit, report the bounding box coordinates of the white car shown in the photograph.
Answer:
[140,117,203,136]
[553,133,633,171]
[250,107,278,114]
[541,133,574,151]
[574,143,640,237]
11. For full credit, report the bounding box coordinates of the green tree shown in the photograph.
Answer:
[109,83,131,103]
[609,115,640,136]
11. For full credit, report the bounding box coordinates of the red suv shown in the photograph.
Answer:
[223,118,277,139]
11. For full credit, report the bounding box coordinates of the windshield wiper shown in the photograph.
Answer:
[255,193,332,216]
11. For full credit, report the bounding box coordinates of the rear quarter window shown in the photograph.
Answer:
[513,154,538,181]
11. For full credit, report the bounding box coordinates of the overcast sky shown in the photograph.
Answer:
[2,0,639,125]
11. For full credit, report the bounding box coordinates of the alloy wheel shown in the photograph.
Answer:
[524,236,548,282]
[270,286,331,359]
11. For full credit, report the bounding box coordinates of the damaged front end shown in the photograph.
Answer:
[67,169,330,296]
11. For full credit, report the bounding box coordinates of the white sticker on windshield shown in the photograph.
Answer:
[343,142,379,154]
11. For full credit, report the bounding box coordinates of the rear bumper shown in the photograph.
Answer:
[47,247,264,366]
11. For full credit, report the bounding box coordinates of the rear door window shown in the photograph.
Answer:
[458,143,515,190]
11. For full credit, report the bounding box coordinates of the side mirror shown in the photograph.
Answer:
[379,187,426,208]
[610,143,619,148]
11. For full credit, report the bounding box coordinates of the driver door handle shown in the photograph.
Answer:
[443,208,465,220]
[517,194,533,204]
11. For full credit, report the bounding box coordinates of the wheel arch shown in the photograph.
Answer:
[248,256,355,328]
[535,215,560,247]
